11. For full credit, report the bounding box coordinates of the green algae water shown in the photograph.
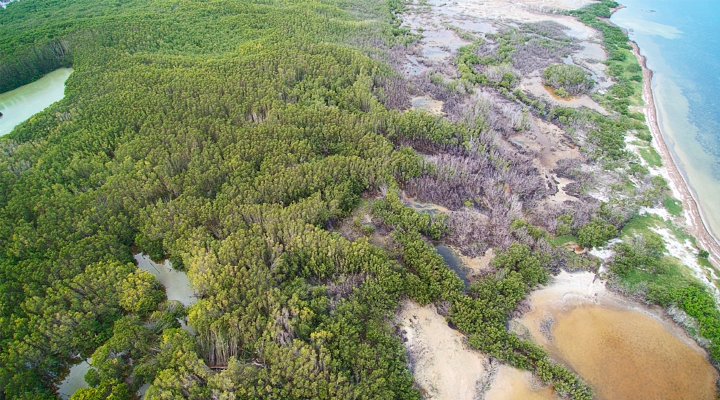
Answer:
[611,1,720,239]
[0,68,72,136]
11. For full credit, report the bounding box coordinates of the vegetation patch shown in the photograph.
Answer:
[663,195,683,217]
[638,146,663,167]
[542,64,594,96]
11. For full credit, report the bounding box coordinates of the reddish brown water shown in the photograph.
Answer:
[543,85,579,101]
[552,305,717,400]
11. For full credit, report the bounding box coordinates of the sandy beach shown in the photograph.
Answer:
[630,42,720,267]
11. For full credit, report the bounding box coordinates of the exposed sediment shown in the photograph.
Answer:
[396,301,486,400]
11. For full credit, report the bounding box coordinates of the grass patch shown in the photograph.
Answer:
[620,256,695,292]
[621,213,692,243]
[698,257,714,270]
[620,213,662,237]
[663,195,683,217]
[638,146,662,167]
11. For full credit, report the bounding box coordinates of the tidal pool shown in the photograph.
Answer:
[411,96,444,115]
[401,193,451,216]
[0,68,72,136]
[518,271,717,400]
[134,253,196,307]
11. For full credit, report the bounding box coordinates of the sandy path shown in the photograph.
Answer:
[631,42,720,267]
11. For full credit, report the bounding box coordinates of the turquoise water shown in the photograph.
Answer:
[611,1,720,238]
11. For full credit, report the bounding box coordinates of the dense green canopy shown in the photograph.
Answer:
[3,0,703,399]
[0,0,429,398]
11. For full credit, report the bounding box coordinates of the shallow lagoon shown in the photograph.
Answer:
[518,271,717,400]
[0,68,72,136]
[551,305,717,399]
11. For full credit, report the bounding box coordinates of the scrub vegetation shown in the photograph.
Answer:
[542,64,594,96]
[0,0,717,398]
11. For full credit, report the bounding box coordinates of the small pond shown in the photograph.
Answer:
[435,245,471,286]
[58,359,90,400]
[134,253,196,307]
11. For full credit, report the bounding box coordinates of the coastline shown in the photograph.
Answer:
[629,41,720,267]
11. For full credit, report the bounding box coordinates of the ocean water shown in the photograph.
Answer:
[611,1,720,239]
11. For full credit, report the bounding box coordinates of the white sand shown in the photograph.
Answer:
[397,301,486,400]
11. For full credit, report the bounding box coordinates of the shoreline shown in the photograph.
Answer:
[629,41,720,267]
